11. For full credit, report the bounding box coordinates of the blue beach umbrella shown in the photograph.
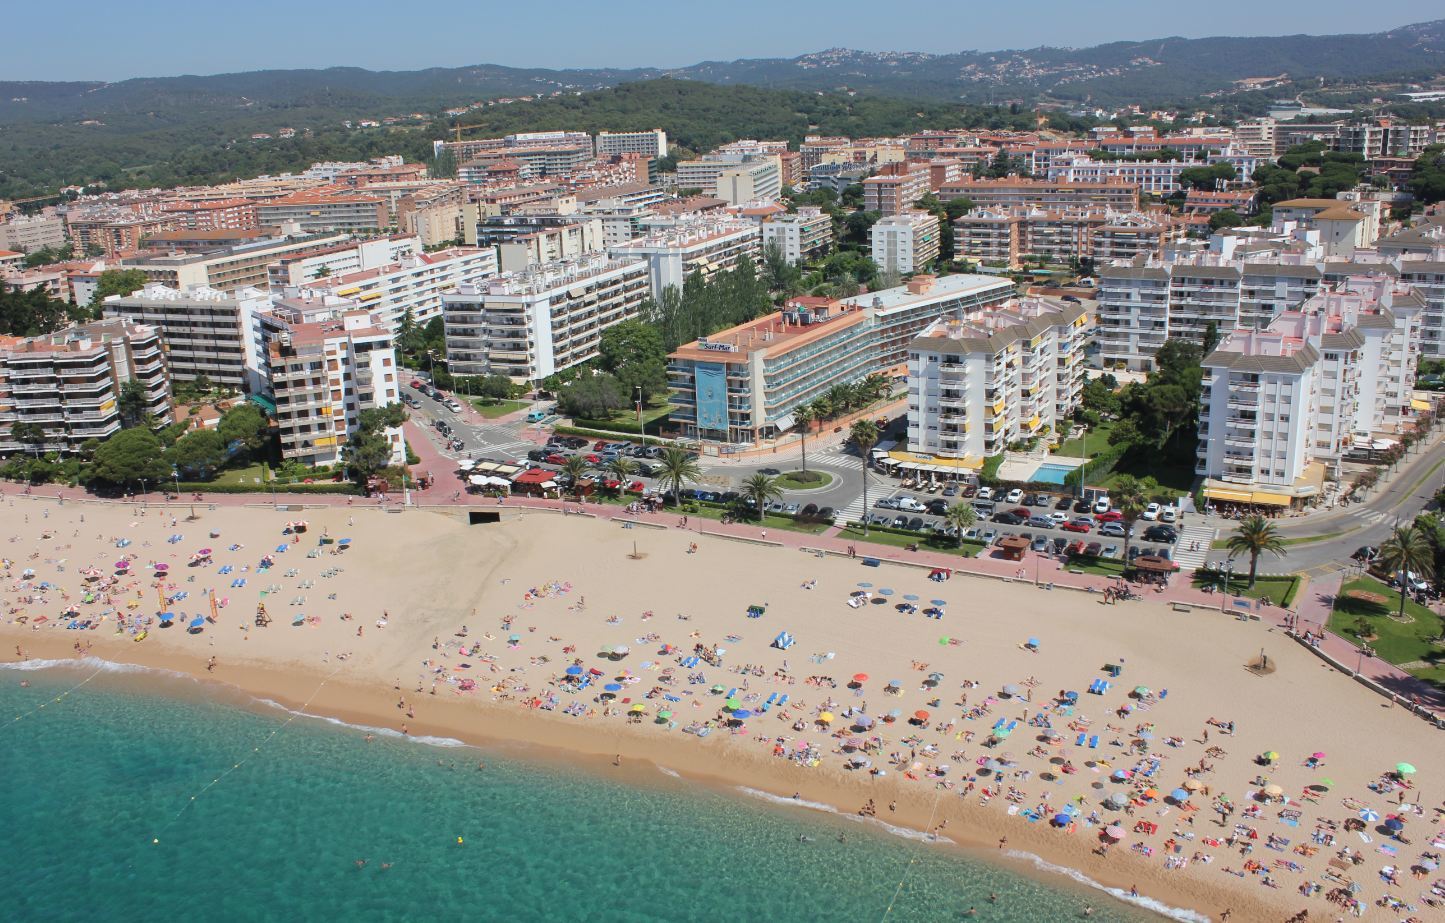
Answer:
[1170,788,1190,802]
[903,594,920,601]
[857,582,873,588]
[1384,817,1404,832]
[878,588,894,596]
[565,665,583,676]
[604,683,623,692]
[338,538,352,545]
[1027,637,1040,647]
[1360,809,1380,823]
[1051,813,1071,827]
[733,709,753,719]
[853,714,875,728]
[931,599,947,606]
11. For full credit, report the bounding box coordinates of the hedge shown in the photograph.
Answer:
[573,416,666,436]
[175,481,362,496]
[1063,443,1127,489]
[553,424,681,446]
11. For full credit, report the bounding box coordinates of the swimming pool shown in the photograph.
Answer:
[1028,462,1079,485]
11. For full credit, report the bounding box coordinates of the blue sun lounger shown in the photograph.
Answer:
[1089,735,1100,748]
[776,694,789,707]
[230,579,246,588]
[1076,733,1087,746]
[1088,679,1110,695]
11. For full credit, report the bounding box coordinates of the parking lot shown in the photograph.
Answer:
[864,487,1183,562]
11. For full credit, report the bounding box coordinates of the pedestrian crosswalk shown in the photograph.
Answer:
[1345,508,1393,526]
[834,492,869,525]
[1170,521,1216,571]
[811,447,865,471]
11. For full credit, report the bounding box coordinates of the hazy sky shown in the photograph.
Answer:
[6,0,1440,81]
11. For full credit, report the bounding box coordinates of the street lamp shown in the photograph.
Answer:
[1219,558,1235,614]
[635,385,646,450]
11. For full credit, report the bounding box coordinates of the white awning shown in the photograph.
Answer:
[775,413,796,431]
[468,474,487,486]
[458,460,477,471]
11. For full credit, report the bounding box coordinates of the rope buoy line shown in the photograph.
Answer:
[151,666,345,844]
[6,663,108,729]
[879,786,949,921]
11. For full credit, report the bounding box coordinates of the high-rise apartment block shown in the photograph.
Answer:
[871,211,941,274]
[0,318,171,455]
[442,255,650,383]
[103,284,273,392]
[595,130,668,159]
[760,208,834,265]
[607,218,762,299]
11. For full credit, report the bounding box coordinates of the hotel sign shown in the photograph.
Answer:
[696,340,738,353]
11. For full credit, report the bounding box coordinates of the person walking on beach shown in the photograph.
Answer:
[206,656,216,673]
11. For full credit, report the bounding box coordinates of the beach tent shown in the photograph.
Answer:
[771,631,795,650]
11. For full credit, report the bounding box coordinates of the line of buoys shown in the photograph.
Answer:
[879,787,949,922]
[151,666,345,844]
[6,663,107,730]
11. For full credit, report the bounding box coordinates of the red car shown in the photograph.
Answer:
[625,480,646,494]
[546,453,567,465]
[593,440,609,450]
[584,454,602,464]
[1009,507,1029,519]
[410,379,424,389]
[1097,510,1124,523]
[1061,520,1092,534]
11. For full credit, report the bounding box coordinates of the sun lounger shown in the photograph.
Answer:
[1089,735,1100,748]
[1077,733,1088,746]
[777,694,789,707]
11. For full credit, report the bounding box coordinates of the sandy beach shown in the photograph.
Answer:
[4,494,1444,921]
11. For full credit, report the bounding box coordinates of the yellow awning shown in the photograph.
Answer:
[1203,487,1254,503]
[1412,398,1431,411]
[1249,491,1292,507]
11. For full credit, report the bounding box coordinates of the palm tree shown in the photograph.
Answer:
[1224,515,1286,589]
[943,502,977,548]
[561,456,589,498]
[827,383,854,415]
[1376,523,1436,619]
[793,404,815,475]
[1110,474,1149,565]
[740,472,783,521]
[605,456,636,491]
[850,419,880,536]
[656,447,701,507]
[809,396,833,423]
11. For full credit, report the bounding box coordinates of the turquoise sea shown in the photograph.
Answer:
[1,661,1191,922]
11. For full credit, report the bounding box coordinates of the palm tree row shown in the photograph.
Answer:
[802,374,892,424]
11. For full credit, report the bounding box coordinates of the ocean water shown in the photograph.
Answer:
[0,662,1182,923]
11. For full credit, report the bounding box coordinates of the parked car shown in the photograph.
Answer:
[1056,496,1074,511]
[1093,496,1111,514]
[1008,507,1030,519]
[971,501,995,517]
[1142,502,1161,521]
[977,486,994,501]
[1005,488,1024,504]
[817,507,835,523]
[992,511,1026,525]
[527,449,548,462]
[1052,537,1068,554]
[1351,545,1379,562]
[1096,510,1123,523]
[906,516,924,531]
[980,529,998,544]
[927,499,949,516]
[1031,535,1050,553]
[1048,511,1069,525]
[876,497,900,510]
[1061,519,1092,534]
[1084,541,1103,557]
[1159,505,1179,523]
[1098,522,1126,538]
[942,484,960,497]
[1027,516,1054,529]
[546,453,568,465]
[897,496,929,513]
[1073,500,1092,513]
[1143,525,1178,544]
[1102,544,1120,558]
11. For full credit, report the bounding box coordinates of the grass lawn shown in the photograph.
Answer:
[1191,571,1301,608]
[679,501,831,536]
[1102,459,1196,493]
[471,398,529,419]
[836,524,982,558]
[778,470,835,490]
[1211,529,1353,550]
[1055,421,1116,459]
[1066,557,1127,577]
[1327,576,1445,686]
[212,463,268,487]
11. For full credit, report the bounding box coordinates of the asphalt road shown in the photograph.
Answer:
[1207,436,1445,576]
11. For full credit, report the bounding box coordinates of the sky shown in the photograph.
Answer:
[6,0,1442,81]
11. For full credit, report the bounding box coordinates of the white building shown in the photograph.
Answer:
[871,211,941,275]
[281,246,498,333]
[264,236,422,290]
[608,218,762,300]
[264,302,404,467]
[907,298,1090,460]
[0,318,171,456]
[761,208,833,265]
[0,212,68,254]
[595,130,668,159]
[442,255,650,382]
[714,160,782,205]
[1197,277,1423,505]
[497,220,603,272]
[103,283,273,392]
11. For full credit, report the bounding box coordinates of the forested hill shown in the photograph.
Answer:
[2,17,1441,130]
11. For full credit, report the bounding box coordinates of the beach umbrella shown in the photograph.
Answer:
[1264,751,1279,762]
[1026,637,1040,648]
[1110,769,1131,781]
[878,588,894,596]
[885,679,902,689]
[931,599,947,606]
[913,710,930,721]
[565,665,583,676]
[711,684,725,693]
[725,698,741,711]
[1142,788,1159,800]
[992,726,1013,739]
[629,704,646,713]
[984,760,1003,773]
[658,710,673,720]
[115,561,130,570]
[187,616,204,630]
[903,594,919,601]
[612,645,630,656]
[1183,779,1202,792]
[603,683,623,692]
[338,539,352,546]
[1170,788,1190,802]
[885,709,902,722]
[849,755,872,768]
[733,709,753,720]
[1384,817,1404,832]
[1359,808,1380,822]
[818,712,834,723]
[154,563,169,572]
[853,673,869,683]
[857,582,873,588]
[1262,784,1284,798]
[1311,752,1326,760]
[1002,684,1021,697]
[1104,792,1128,808]
[1051,813,1071,827]
[589,668,605,676]
[1104,824,1126,840]
[853,714,875,729]
[1133,686,1150,697]
[508,634,521,643]
[1396,762,1417,775]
